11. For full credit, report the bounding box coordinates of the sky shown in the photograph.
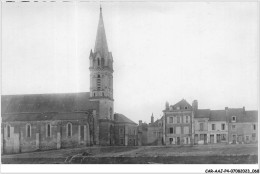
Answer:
[1,1,259,123]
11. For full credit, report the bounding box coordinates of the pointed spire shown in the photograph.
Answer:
[94,5,109,58]
[89,49,93,57]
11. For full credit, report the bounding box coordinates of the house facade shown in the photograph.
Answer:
[139,99,258,146]
[163,100,193,145]
[227,109,258,144]
[194,109,229,145]
[137,114,164,146]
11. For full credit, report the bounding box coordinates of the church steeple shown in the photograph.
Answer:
[89,6,114,104]
[94,6,109,58]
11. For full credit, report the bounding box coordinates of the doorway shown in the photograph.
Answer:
[210,135,214,144]
[232,135,236,144]
[204,134,207,144]
[177,137,180,145]
[217,134,221,143]
[169,138,173,145]
[194,134,198,144]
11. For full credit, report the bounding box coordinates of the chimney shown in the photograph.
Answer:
[243,106,245,112]
[165,101,169,110]
[151,113,154,124]
[225,107,229,122]
[139,120,142,126]
[192,100,198,110]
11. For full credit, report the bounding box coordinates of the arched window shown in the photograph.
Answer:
[101,58,105,66]
[93,93,95,97]
[97,58,100,66]
[46,123,51,137]
[26,124,31,138]
[67,123,72,137]
[7,124,11,138]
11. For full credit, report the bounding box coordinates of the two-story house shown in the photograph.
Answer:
[227,108,258,144]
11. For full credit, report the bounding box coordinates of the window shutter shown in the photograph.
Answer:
[167,128,170,134]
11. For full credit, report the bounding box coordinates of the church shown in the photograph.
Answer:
[1,7,138,154]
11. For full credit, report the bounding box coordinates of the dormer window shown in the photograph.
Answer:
[232,116,236,122]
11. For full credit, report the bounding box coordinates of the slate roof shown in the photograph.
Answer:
[94,7,109,58]
[2,112,91,122]
[194,109,211,118]
[229,109,258,123]
[209,110,227,121]
[194,108,258,122]
[171,99,192,110]
[114,113,137,125]
[1,92,99,114]
[244,111,258,122]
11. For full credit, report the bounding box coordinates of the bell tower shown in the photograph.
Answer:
[89,6,114,120]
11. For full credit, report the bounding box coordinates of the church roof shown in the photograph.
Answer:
[1,92,99,114]
[94,7,109,58]
[2,112,91,122]
[114,113,137,125]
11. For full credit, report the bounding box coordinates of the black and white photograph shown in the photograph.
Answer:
[0,0,259,173]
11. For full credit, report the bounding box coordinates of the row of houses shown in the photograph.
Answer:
[138,99,258,146]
